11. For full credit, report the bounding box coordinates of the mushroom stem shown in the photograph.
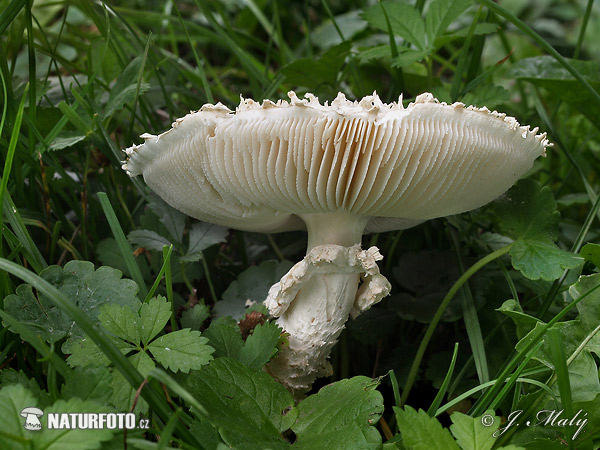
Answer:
[265,213,391,396]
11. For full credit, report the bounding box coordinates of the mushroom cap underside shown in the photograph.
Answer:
[123,92,549,234]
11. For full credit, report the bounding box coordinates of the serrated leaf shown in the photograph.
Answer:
[214,260,293,319]
[99,303,141,343]
[181,304,210,330]
[65,336,133,368]
[186,358,297,449]
[509,240,583,281]
[449,410,499,450]
[0,384,37,450]
[425,0,471,46]
[461,84,510,110]
[392,49,429,68]
[238,322,283,370]
[148,196,186,244]
[203,318,244,359]
[61,366,113,403]
[362,2,427,50]
[111,351,155,414]
[128,229,172,252]
[3,260,141,345]
[139,295,172,344]
[148,329,214,373]
[181,221,229,262]
[395,405,460,450]
[292,376,384,449]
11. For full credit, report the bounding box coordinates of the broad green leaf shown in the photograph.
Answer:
[105,55,150,118]
[362,2,427,50]
[3,260,140,345]
[0,384,37,450]
[61,366,112,404]
[147,329,214,373]
[139,295,172,345]
[238,321,283,370]
[214,260,293,319]
[0,370,50,409]
[181,222,229,262]
[99,303,141,343]
[34,398,115,449]
[495,179,560,242]
[203,318,244,359]
[425,0,471,46]
[148,196,186,244]
[510,240,583,281]
[449,410,499,450]
[181,304,210,330]
[292,376,384,449]
[111,352,155,414]
[580,243,600,269]
[127,229,172,252]
[186,358,297,449]
[280,42,352,88]
[494,180,583,280]
[510,56,600,129]
[395,405,460,450]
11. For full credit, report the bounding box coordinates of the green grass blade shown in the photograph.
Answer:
[427,342,459,416]
[548,326,573,418]
[144,244,174,303]
[97,192,148,300]
[0,0,25,35]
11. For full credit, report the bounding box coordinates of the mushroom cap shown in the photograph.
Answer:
[123,91,549,234]
[20,407,43,417]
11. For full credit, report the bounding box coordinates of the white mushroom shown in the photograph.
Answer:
[21,407,43,430]
[123,91,550,395]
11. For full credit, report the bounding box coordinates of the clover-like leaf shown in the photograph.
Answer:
[395,405,460,450]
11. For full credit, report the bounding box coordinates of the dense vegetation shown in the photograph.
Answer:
[1,0,600,448]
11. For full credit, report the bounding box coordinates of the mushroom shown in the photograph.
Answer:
[21,407,43,430]
[123,91,550,395]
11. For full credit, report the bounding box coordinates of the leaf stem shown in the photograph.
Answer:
[400,244,512,406]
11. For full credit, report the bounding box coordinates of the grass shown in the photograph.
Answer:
[1,0,600,448]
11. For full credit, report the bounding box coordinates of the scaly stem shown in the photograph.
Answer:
[266,213,388,396]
